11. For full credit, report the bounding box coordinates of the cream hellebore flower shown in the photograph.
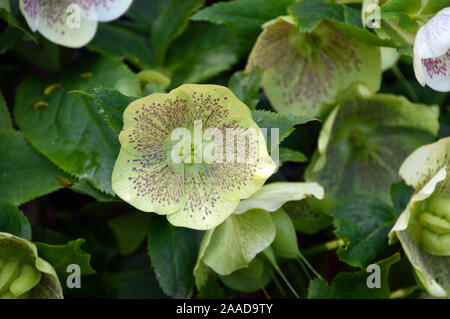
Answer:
[413,7,450,92]
[389,137,450,297]
[20,0,133,48]
[112,84,276,230]
[0,232,63,299]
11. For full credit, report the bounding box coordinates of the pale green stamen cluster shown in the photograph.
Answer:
[0,257,41,299]
[419,195,450,256]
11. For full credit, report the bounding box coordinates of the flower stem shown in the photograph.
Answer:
[302,239,345,256]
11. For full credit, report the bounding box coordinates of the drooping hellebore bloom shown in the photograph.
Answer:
[0,232,63,299]
[20,0,133,48]
[112,84,276,230]
[413,7,450,92]
[389,137,450,297]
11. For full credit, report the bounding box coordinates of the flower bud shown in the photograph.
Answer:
[0,232,63,299]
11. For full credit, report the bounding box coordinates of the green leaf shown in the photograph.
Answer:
[246,17,382,118]
[380,0,422,32]
[107,212,152,256]
[329,195,399,268]
[289,0,396,47]
[0,130,69,206]
[283,196,333,235]
[279,147,308,164]
[152,0,205,64]
[420,0,450,16]
[147,218,203,298]
[104,251,167,298]
[0,8,36,42]
[164,22,246,87]
[308,254,400,298]
[0,201,32,240]
[201,209,276,275]
[75,88,138,135]
[251,110,316,153]
[305,84,439,203]
[14,56,141,195]
[192,0,295,40]
[0,91,12,130]
[228,70,262,110]
[289,0,361,32]
[87,23,155,69]
[35,239,96,282]
[390,181,414,212]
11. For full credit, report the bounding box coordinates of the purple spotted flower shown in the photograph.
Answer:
[112,84,276,230]
[413,7,450,92]
[20,0,133,48]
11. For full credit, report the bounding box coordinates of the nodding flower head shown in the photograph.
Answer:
[20,0,134,48]
[413,7,450,92]
[112,84,276,230]
[0,232,63,299]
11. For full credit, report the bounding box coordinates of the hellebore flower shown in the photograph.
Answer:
[112,84,276,230]
[0,232,63,299]
[389,137,450,297]
[413,8,450,92]
[246,16,381,117]
[20,0,133,48]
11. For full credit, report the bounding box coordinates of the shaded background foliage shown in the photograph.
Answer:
[0,0,448,299]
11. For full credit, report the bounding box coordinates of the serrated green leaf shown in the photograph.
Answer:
[251,110,316,152]
[152,0,205,65]
[0,91,12,130]
[289,0,397,47]
[308,254,400,298]
[14,56,140,195]
[0,201,31,240]
[228,70,262,110]
[35,239,95,283]
[107,212,151,256]
[0,130,69,206]
[192,0,295,40]
[165,22,246,87]
[88,23,155,69]
[330,195,399,268]
[147,218,203,298]
[76,88,138,135]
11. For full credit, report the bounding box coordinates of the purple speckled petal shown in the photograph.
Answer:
[20,0,98,48]
[77,0,133,22]
[417,7,450,59]
[421,50,450,92]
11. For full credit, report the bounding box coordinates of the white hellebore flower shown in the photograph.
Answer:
[413,7,450,92]
[20,0,134,48]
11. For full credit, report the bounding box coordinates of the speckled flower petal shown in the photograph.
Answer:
[245,16,381,117]
[389,138,450,297]
[113,84,275,230]
[20,0,97,48]
[78,0,133,22]
[419,51,450,92]
[233,182,324,215]
[415,8,450,59]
